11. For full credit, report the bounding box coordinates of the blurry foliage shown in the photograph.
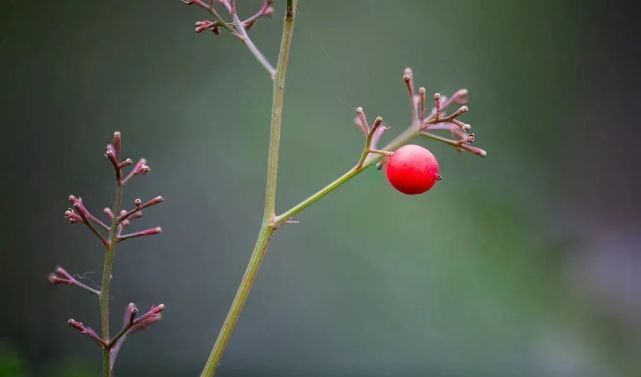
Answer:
[0,345,27,377]
[0,344,91,377]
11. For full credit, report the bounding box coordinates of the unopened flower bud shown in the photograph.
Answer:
[68,319,85,332]
[104,207,114,219]
[149,196,164,205]
[139,165,150,174]
[452,89,469,104]
[105,145,115,158]
[49,274,64,284]
[126,302,139,324]
[113,131,122,157]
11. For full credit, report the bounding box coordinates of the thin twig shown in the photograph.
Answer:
[68,319,107,348]
[420,131,487,157]
[356,116,385,169]
[109,303,137,348]
[72,201,108,246]
[49,267,102,296]
[117,196,164,224]
[230,0,276,78]
[117,227,162,242]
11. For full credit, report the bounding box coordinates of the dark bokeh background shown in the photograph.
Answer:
[2,1,641,376]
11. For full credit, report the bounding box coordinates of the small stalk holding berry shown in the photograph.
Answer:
[49,131,165,377]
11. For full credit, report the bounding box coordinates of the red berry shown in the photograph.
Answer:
[385,144,440,195]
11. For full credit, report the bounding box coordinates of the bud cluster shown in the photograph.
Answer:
[403,68,487,157]
[49,131,165,373]
[183,0,274,35]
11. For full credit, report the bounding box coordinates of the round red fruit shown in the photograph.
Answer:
[385,144,440,195]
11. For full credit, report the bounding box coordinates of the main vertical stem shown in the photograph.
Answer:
[200,2,297,376]
[199,226,274,377]
[263,0,296,220]
[100,181,124,377]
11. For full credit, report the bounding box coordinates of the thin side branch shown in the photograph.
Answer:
[183,0,276,78]
[420,131,487,157]
[109,303,138,348]
[230,0,276,77]
[117,196,164,224]
[68,319,107,348]
[49,266,101,296]
[68,196,108,246]
[356,114,387,169]
[273,76,486,226]
[117,227,162,242]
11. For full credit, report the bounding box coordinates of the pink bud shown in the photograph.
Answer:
[49,274,66,285]
[68,319,85,331]
[113,131,122,158]
[104,207,114,219]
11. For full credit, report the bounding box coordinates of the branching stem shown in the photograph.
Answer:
[200,1,483,375]
[199,1,296,376]
[274,125,418,225]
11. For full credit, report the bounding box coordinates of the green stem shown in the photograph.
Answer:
[262,0,296,220]
[100,181,124,377]
[274,125,419,225]
[199,2,297,376]
[199,226,275,377]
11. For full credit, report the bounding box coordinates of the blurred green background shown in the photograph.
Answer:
[2,1,640,376]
